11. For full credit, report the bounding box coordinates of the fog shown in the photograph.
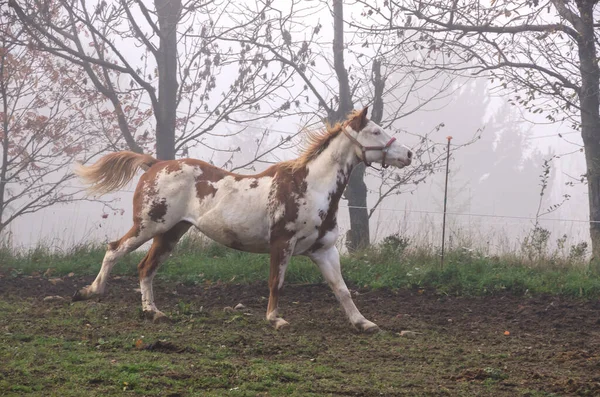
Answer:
[4,78,588,255]
[1,0,591,257]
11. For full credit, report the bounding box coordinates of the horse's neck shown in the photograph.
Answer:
[307,132,359,193]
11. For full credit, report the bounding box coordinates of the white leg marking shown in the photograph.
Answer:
[87,238,136,295]
[140,271,159,313]
[77,228,152,300]
[139,250,172,316]
[309,246,378,332]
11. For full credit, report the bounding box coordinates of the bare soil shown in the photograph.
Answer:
[1,275,600,396]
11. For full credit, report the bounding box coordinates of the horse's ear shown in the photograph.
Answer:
[349,106,369,132]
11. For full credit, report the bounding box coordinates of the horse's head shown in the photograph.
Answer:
[344,107,412,169]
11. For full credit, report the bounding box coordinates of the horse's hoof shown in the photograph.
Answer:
[363,324,380,334]
[152,312,171,324]
[270,318,290,330]
[72,289,88,302]
[356,320,380,334]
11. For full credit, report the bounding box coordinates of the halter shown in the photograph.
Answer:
[343,128,397,169]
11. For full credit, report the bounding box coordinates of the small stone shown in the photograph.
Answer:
[223,306,234,312]
[43,295,65,302]
[398,330,421,338]
[234,303,246,311]
[48,278,64,285]
[67,272,75,277]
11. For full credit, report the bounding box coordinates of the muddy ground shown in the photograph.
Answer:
[1,275,600,396]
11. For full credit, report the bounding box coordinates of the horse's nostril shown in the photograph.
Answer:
[407,150,412,159]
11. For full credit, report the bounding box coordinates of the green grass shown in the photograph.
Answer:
[1,288,598,397]
[1,237,600,298]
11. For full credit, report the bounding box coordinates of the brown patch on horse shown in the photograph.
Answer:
[267,239,292,316]
[182,159,281,201]
[163,161,183,174]
[148,198,168,223]
[311,167,352,252]
[269,166,309,229]
[107,224,143,252]
[138,222,192,280]
[183,158,278,180]
[195,181,218,200]
[347,107,369,133]
[266,165,310,315]
[134,170,168,223]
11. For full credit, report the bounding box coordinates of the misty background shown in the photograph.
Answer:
[1,0,592,257]
[5,78,588,253]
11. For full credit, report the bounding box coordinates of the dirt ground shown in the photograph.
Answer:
[1,275,600,396]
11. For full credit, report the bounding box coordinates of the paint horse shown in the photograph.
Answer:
[73,107,412,332]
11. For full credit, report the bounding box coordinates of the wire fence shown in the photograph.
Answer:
[1,181,595,225]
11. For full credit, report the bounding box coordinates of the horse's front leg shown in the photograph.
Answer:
[308,246,379,333]
[266,240,294,330]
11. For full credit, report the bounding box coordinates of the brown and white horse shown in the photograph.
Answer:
[73,107,412,332]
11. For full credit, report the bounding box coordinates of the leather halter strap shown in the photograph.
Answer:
[343,128,397,169]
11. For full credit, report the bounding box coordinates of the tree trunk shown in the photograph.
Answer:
[345,59,386,250]
[155,0,180,160]
[577,2,600,261]
[331,0,370,250]
[345,164,370,250]
[0,53,8,233]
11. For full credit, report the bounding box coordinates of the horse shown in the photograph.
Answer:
[73,107,412,332]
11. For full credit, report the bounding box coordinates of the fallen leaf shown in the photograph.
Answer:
[48,278,63,285]
[398,330,422,338]
[43,295,65,302]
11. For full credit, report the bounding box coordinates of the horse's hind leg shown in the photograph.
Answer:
[137,221,191,323]
[73,224,151,301]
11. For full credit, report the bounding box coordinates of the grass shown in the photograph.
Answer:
[1,234,600,298]
[1,276,599,396]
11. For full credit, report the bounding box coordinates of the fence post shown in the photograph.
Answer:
[441,136,452,269]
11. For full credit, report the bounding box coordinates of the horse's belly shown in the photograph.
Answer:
[195,210,271,253]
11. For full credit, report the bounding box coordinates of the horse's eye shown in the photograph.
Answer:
[373,130,380,135]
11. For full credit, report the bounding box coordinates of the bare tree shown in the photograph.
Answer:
[0,17,109,235]
[353,0,600,257]
[217,0,459,249]
[9,0,303,161]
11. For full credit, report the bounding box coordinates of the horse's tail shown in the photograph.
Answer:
[75,151,158,196]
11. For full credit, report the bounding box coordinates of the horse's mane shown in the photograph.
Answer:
[281,110,363,172]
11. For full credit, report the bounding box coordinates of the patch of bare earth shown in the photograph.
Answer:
[1,275,599,395]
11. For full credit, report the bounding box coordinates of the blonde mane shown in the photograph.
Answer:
[281,110,363,172]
